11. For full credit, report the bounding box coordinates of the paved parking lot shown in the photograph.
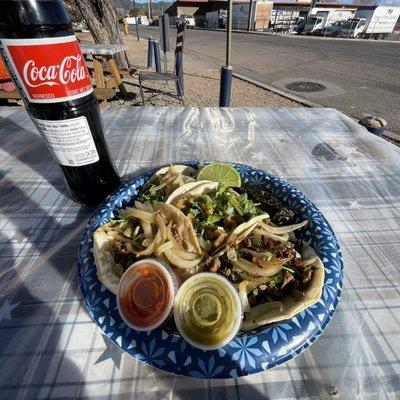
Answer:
[139,26,400,132]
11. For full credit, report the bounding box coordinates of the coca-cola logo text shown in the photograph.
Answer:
[2,36,93,103]
[23,54,87,88]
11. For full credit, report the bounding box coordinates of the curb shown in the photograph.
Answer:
[233,72,400,140]
[193,27,400,44]
[383,130,400,144]
[232,72,323,108]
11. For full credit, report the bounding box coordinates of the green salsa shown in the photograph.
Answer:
[174,273,242,348]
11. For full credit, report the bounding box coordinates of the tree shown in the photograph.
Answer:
[130,7,147,17]
[69,0,128,68]
[64,0,84,22]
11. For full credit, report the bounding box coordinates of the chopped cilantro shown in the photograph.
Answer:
[110,219,127,230]
[282,266,295,273]
[207,215,222,225]
[268,273,283,288]
[139,188,166,203]
[179,185,262,238]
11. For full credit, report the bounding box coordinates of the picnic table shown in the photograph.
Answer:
[0,107,399,399]
[80,43,130,99]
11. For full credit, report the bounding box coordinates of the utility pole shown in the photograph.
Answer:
[147,0,152,20]
[247,0,254,32]
[226,0,233,66]
[219,0,233,106]
[307,0,317,18]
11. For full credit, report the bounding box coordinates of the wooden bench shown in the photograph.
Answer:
[0,87,115,106]
[94,87,116,107]
[88,66,137,77]
[0,91,20,99]
[80,44,130,98]
[94,87,116,101]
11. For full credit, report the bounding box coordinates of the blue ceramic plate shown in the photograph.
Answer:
[77,161,343,379]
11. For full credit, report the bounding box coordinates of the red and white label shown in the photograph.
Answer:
[1,36,93,103]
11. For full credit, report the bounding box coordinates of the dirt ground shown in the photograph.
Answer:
[78,32,299,108]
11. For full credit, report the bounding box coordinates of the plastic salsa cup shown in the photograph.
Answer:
[174,272,243,350]
[117,259,179,331]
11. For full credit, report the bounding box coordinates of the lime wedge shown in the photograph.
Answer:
[197,163,241,188]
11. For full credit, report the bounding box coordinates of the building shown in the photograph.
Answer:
[165,0,400,35]
[165,0,363,18]
[165,0,208,19]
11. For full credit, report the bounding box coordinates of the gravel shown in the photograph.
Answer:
[78,32,299,108]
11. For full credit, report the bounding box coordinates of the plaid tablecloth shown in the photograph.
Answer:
[0,107,399,400]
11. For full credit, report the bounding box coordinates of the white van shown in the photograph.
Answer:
[177,14,195,28]
[339,6,400,39]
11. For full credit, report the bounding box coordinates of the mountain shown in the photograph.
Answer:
[152,1,173,13]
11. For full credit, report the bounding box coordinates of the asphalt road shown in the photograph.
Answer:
[138,26,400,132]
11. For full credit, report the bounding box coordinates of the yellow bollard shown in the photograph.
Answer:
[123,18,129,36]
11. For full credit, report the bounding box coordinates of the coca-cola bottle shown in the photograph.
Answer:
[0,0,121,206]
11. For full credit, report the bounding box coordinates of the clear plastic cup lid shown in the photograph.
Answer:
[174,272,243,350]
[117,259,178,331]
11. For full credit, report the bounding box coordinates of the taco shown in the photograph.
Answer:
[166,180,219,207]
[93,223,130,295]
[92,201,204,292]
[92,163,325,331]
[224,217,324,330]
[138,165,197,203]
[240,257,324,330]
[154,164,196,178]
[166,187,325,330]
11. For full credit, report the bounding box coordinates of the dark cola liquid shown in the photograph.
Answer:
[0,0,121,206]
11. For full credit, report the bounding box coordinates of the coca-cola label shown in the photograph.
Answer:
[1,36,93,103]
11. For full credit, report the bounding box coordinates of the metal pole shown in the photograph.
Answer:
[307,0,317,18]
[324,17,328,37]
[147,0,151,20]
[219,65,233,107]
[247,0,254,32]
[153,40,162,73]
[136,21,140,41]
[226,0,233,65]
[176,51,184,97]
[147,37,153,68]
[219,0,233,106]
[175,22,185,97]
[160,14,170,72]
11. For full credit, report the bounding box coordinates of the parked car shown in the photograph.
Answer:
[291,17,305,35]
[303,9,353,35]
[177,14,195,28]
[313,20,345,37]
